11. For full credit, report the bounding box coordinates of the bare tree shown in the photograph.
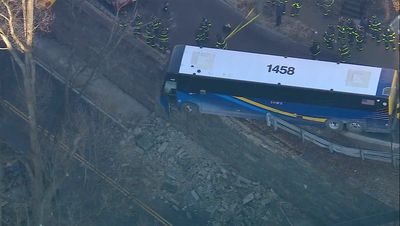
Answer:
[0,1,54,225]
[1,1,148,225]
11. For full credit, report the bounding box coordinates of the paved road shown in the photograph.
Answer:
[101,0,397,68]
[142,0,325,59]
[140,0,400,70]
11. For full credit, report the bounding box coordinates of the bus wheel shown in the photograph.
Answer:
[182,102,199,114]
[326,119,344,131]
[346,121,364,133]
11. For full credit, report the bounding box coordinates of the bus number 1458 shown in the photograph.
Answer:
[267,64,295,75]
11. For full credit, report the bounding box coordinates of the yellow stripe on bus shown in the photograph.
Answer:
[301,116,327,123]
[234,97,327,123]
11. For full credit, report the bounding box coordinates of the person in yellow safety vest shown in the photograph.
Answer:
[338,41,351,62]
[216,35,227,49]
[346,19,357,46]
[132,15,143,36]
[368,15,381,43]
[337,17,347,41]
[321,0,334,16]
[355,32,364,51]
[382,27,397,51]
[290,0,302,16]
[152,16,161,32]
[145,24,156,48]
[195,28,207,47]
[158,27,169,52]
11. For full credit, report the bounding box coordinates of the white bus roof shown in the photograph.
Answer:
[178,45,387,96]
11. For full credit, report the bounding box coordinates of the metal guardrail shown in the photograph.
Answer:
[265,113,400,168]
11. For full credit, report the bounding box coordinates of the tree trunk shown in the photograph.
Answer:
[23,1,47,225]
[23,50,45,226]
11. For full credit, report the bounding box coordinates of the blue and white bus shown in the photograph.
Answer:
[161,45,399,133]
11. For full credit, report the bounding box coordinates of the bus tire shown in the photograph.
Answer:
[182,102,199,114]
[326,119,344,131]
[346,121,364,133]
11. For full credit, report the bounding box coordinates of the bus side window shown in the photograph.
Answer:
[382,87,391,96]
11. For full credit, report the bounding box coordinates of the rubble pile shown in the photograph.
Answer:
[115,114,295,225]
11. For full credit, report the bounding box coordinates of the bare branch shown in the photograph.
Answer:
[0,12,10,21]
[0,0,28,51]
[0,30,25,73]
[22,0,26,36]
[10,55,25,96]
[25,0,34,46]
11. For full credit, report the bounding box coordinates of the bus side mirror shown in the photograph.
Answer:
[164,80,177,96]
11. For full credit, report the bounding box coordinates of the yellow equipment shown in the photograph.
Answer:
[389,71,399,117]
[224,8,260,42]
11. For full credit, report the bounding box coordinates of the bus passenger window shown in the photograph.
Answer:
[382,87,391,96]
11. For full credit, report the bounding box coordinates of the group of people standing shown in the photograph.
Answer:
[130,1,397,60]
[194,18,229,49]
[132,12,170,52]
[273,0,335,26]
[310,15,397,62]
[195,18,213,47]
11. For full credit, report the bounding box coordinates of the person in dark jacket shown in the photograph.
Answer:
[163,1,169,12]
[323,25,335,49]
[275,2,285,26]
[310,41,321,59]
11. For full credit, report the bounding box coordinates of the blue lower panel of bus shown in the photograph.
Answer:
[175,91,389,128]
